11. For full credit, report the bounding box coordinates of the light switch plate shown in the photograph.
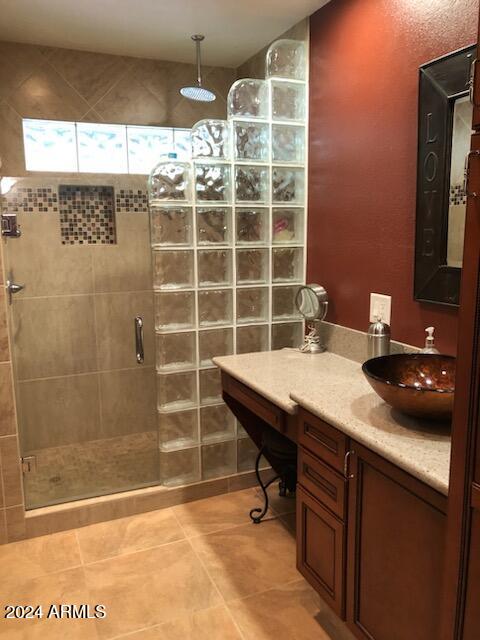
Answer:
[369,293,392,325]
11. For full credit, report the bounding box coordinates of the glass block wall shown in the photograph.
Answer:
[148,39,307,486]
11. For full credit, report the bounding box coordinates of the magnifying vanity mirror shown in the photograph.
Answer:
[295,284,328,353]
[414,44,476,306]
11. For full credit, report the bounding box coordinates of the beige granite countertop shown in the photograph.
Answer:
[214,349,451,496]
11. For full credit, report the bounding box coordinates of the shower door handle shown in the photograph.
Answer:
[135,316,144,364]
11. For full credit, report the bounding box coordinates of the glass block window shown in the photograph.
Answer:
[22,119,191,175]
[77,123,128,174]
[23,119,78,172]
[127,126,174,174]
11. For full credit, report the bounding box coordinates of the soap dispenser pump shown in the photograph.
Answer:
[420,326,440,354]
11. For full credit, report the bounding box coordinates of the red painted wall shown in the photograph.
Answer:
[307,0,478,354]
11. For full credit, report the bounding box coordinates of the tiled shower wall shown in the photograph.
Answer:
[3,176,156,510]
[0,40,236,177]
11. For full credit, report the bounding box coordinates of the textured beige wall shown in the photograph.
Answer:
[236,18,309,80]
[0,40,236,176]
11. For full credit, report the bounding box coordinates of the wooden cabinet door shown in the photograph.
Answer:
[347,443,447,640]
[296,485,346,618]
[462,485,480,639]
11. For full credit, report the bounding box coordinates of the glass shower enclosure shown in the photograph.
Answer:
[2,176,158,508]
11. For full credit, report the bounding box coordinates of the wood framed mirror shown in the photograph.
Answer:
[414,44,476,306]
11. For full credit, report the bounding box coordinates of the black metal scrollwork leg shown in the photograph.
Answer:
[249,446,281,524]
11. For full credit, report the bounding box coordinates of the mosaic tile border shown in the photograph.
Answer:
[116,189,149,213]
[2,187,58,213]
[2,186,150,215]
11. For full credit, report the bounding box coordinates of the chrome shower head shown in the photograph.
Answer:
[180,34,216,103]
[180,85,216,102]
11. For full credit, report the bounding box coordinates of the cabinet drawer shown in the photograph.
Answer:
[298,447,346,520]
[222,373,285,432]
[298,408,347,473]
[297,485,345,618]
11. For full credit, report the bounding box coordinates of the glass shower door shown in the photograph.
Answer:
[2,177,158,509]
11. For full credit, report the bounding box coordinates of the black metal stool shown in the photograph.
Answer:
[249,427,297,524]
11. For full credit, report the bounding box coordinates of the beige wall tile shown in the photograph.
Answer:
[5,504,26,542]
[0,362,16,437]
[0,455,4,509]
[92,213,152,293]
[132,477,229,513]
[227,471,258,492]
[5,213,94,297]
[0,530,81,585]
[48,47,131,105]
[24,477,235,540]
[77,507,184,563]
[0,509,7,544]
[0,288,10,362]
[0,102,25,176]
[203,66,236,104]
[95,291,154,370]
[25,495,137,538]
[9,62,90,120]
[12,295,97,379]
[84,540,221,638]
[0,242,4,286]
[18,374,101,450]
[94,72,167,125]
[131,58,169,104]
[80,108,104,122]
[0,435,23,507]
[99,367,156,438]
[0,42,44,101]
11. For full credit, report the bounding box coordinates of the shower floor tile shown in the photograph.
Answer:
[23,431,158,509]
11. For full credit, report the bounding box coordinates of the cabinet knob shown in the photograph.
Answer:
[344,450,355,480]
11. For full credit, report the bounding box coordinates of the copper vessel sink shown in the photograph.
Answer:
[362,354,456,421]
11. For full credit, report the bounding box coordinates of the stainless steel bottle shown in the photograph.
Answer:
[367,318,391,359]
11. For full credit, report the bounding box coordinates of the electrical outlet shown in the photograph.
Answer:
[369,293,392,325]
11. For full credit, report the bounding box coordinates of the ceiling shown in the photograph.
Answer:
[0,0,331,68]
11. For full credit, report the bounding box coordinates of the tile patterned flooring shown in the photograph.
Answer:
[0,487,355,640]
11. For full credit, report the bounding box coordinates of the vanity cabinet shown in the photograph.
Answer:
[297,485,346,616]
[297,410,447,640]
[346,442,447,640]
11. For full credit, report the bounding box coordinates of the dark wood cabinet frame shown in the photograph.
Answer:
[414,44,476,307]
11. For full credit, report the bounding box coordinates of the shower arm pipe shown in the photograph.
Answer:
[194,35,204,87]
